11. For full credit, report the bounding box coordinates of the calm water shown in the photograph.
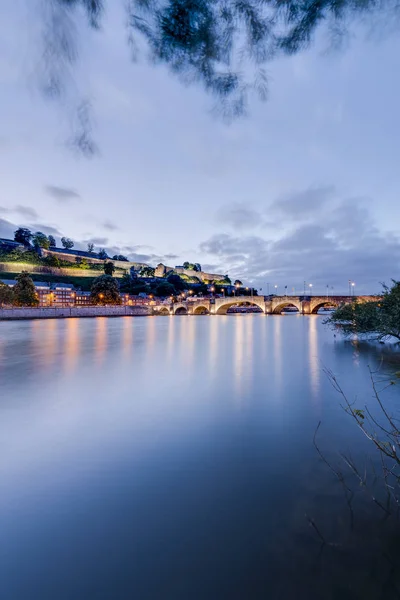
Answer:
[1,315,400,599]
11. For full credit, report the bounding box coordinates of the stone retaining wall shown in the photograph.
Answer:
[0,306,150,320]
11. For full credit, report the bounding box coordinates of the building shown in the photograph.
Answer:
[0,238,24,251]
[75,291,93,306]
[51,284,76,306]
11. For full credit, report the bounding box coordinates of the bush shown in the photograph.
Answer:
[326,281,400,341]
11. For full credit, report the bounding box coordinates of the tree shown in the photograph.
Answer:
[234,279,243,286]
[119,272,133,293]
[139,266,155,277]
[167,273,186,291]
[112,254,128,261]
[326,281,400,341]
[87,242,94,253]
[0,282,13,307]
[183,262,198,271]
[61,237,74,250]
[14,227,32,247]
[40,0,392,119]
[98,248,108,260]
[76,256,89,269]
[46,254,61,268]
[48,235,56,247]
[32,231,50,250]
[90,275,122,305]
[104,261,116,276]
[13,271,39,307]
[154,282,176,297]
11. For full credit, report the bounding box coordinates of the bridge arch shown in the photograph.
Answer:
[174,304,188,315]
[193,304,210,315]
[271,300,302,314]
[157,306,170,315]
[310,300,340,314]
[215,298,265,315]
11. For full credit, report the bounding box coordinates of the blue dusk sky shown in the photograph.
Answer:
[1,1,399,294]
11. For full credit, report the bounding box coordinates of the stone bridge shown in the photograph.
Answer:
[152,295,377,315]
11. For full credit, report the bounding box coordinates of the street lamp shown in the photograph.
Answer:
[274,284,278,295]
[221,288,225,297]
[210,286,215,298]
[351,282,355,297]
[235,283,240,297]
[309,283,313,296]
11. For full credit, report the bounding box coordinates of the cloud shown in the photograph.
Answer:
[200,189,400,294]
[102,220,119,231]
[163,253,179,260]
[0,218,62,241]
[15,205,38,220]
[0,205,39,220]
[32,223,62,237]
[271,185,336,220]
[215,203,263,231]
[83,237,109,246]
[0,218,17,239]
[45,185,80,202]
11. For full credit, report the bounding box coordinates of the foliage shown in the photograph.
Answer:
[87,242,94,253]
[131,281,150,295]
[13,271,39,306]
[112,254,128,261]
[327,281,400,341]
[14,227,32,246]
[0,282,14,306]
[46,254,61,268]
[214,278,231,286]
[324,367,400,518]
[0,249,41,264]
[154,282,176,297]
[90,275,121,305]
[61,237,74,250]
[183,262,200,271]
[104,261,116,276]
[234,279,243,286]
[167,273,187,291]
[119,272,133,292]
[48,235,56,247]
[98,248,108,260]
[44,0,397,120]
[32,231,50,250]
[75,256,90,269]
[139,266,155,277]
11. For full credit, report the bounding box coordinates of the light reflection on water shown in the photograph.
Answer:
[0,315,399,599]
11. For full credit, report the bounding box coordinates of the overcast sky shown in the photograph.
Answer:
[1,1,399,294]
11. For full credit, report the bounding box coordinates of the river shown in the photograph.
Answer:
[0,315,399,599]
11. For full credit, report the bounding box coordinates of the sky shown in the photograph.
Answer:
[1,1,400,294]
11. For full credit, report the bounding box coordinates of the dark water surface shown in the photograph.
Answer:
[1,315,400,599]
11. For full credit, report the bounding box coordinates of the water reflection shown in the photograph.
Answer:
[274,314,283,396]
[233,316,245,400]
[122,317,133,359]
[0,316,399,600]
[308,316,320,401]
[94,318,107,367]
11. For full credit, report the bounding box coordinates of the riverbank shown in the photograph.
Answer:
[0,306,151,320]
